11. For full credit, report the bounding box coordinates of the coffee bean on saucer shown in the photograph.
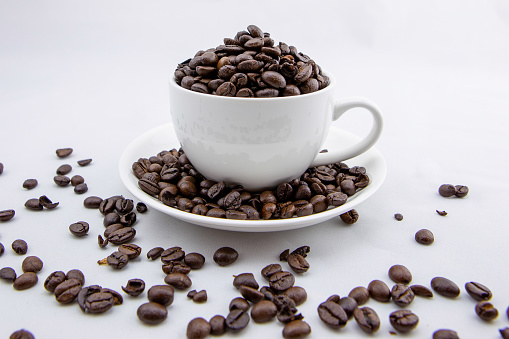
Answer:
[137,302,168,324]
[23,179,38,190]
[12,239,28,255]
[415,229,434,245]
[213,247,238,266]
[389,310,419,333]
[431,277,460,298]
[0,209,15,221]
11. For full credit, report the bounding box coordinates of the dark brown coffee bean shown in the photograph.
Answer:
[74,183,88,194]
[340,209,359,224]
[388,264,412,284]
[162,261,191,275]
[53,175,70,187]
[70,175,84,186]
[115,198,134,214]
[0,243,3,256]
[44,271,66,292]
[317,300,348,328]
[85,291,114,314]
[101,288,123,305]
[465,281,492,301]
[269,271,295,292]
[230,297,250,312]
[209,315,227,336]
[104,223,123,239]
[410,284,434,298]
[107,227,136,245]
[389,310,419,333]
[187,317,211,339]
[147,285,174,307]
[394,213,404,221]
[56,148,73,158]
[368,280,391,302]
[391,283,415,306]
[164,272,192,290]
[77,159,92,166]
[284,286,307,306]
[22,179,38,190]
[0,209,15,221]
[256,88,279,97]
[415,229,434,245]
[251,300,277,323]
[147,246,164,260]
[433,329,460,339]
[282,320,311,338]
[261,264,282,280]
[137,302,168,324]
[161,246,185,263]
[118,243,141,259]
[309,195,328,213]
[353,307,380,334]
[66,269,85,286]
[233,273,259,289]
[439,184,457,197]
[84,196,103,208]
[0,162,3,174]
[122,278,145,296]
[431,277,460,298]
[24,198,43,211]
[0,267,16,282]
[349,286,370,305]
[240,285,264,303]
[455,185,469,197]
[21,256,43,273]
[9,329,35,339]
[77,285,102,312]
[106,251,129,269]
[226,309,250,332]
[261,71,286,89]
[138,178,161,196]
[69,221,89,237]
[39,195,59,209]
[104,212,121,226]
[213,247,238,266]
[54,278,82,303]
[191,290,207,303]
[287,253,310,274]
[12,239,28,255]
[56,164,72,175]
[475,301,498,321]
[338,297,358,318]
[136,202,148,213]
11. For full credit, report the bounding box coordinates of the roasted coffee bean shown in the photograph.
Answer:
[84,196,103,208]
[431,277,460,298]
[455,185,469,197]
[415,229,434,245]
[282,320,311,338]
[436,210,448,216]
[77,285,102,312]
[12,239,28,255]
[136,202,148,213]
[101,287,123,305]
[284,286,307,306]
[70,175,84,186]
[147,285,174,307]
[251,300,277,323]
[118,243,142,259]
[317,300,348,328]
[388,264,412,284]
[39,195,59,209]
[353,307,380,334]
[54,278,82,303]
[309,195,328,213]
[103,212,120,226]
[475,301,498,321]
[190,290,207,303]
[326,294,340,303]
[116,198,134,214]
[230,297,251,311]
[0,243,3,256]
[119,211,136,226]
[74,183,88,194]
[0,162,3,174]
[106,251,129,269]
[439,184,456,197]
[465,281,492,301]
[21,256,43,273]
[433,329,460,339]
[340,209,359,224]
[500,328,509,339]
[338,296,358,318]
[394,213,404,221]
[410,284,434,298]
[54,175,70,186]
[66,269,85,286]
[209,315,227,336]
[213,247,238,266]
[77,159,92,166]
[162,261,191,275]
[0,209,15,221]
[107,227,136,245]
[122,278,145,296]
[56,164,72,175]
[138,178,161,196]
[233,273,259,290]
[291,246,310,257]
[368,280,391,302]
[147,247,164,260]
[161,246,185,263]
[22,179,38,189]
[287,253,310,273]
[349,286,370,305]
[9,329,35,339]
[226,309,250,332]
[137,302,168,324]
[0,267,16,282]
[24,198,43,211]
[187,317,211,339]
[104,223,124,238]
[261,264,282,280]
[69,221,89,237]
[279,249,290,261]
[164,272,192,290]
[99,197,117,214]
[44,271,66,292]
[389,310,419,333]
[240,285,265,303]
[327,192,347,207]
[392,283,415,306]
[269,271,295,291]
[85,292,114,314]
[182,252,204,269]
[56,148,73,158]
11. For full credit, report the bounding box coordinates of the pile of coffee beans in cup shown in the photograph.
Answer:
[174,24,328,97]
[133,148,369,220]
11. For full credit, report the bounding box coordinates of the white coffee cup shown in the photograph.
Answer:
[169,72,383,191]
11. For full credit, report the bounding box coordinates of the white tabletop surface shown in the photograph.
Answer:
[1,1,509,338]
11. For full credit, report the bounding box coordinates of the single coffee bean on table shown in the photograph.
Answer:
[22,179,38,189]
[191,290,207,303]
[388,264,412,284]
[389,309,419,333]
[99,251,129,269]
[213,247,238,266]
[0,209,15,221]
[44,271,66,292]
[340,209,359,224]
[137,302,168,324]
[69,221,89,237]
[56,164,72,175]
[162,261,191,275]
[56,148,73,158]
[136,202,148,213]
[431,277,460,298]
[122,278,145,296]
[436,210,448,216]
[24,198,43,211]
[0,267,17,282]
[54,278,82,303]
[368,280,391,302]
[433,329,460,339]
[269,271,295,292]
[465,281,492,301]
[282,319,311,338]
[187,317,211,339]
[160,246,185,263]
[77,159,92,166]
[39,195,59,209]
[394,213,403,221]
[147,285,174,307]
[353,307,380,334]
[12,239,28,255]
[239,285,265,303]
[261,263,283,280]
[415,229,434,245]
[13,272,38,290]
[475,301,498,321]
[21,256,43,273]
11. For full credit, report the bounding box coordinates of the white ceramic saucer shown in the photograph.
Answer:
[119,123,387,232]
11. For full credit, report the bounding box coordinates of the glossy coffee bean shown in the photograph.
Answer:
[388,264,412,284]
[187,317,211,339]
[213,247,238,266]
[353,307,380,334]
[122,278,145,296]
[54,278,82,303]
[391,283,415,306]
[0,209,15,221]
[317,300,348,328]
[433,329,460,339]
[389,310,419,333]
[368,280,391,302]
[164,272,192,290]
[282,320,311,338]
[0,267,17,282]
[147,285,174,307]
[431,277,460,298]
[137,302,168,324]
[21,256,43,273]
[226,309,250,332]
[475,301,498,321]
[349,286,370,305]
[465,281,492,301]
[44,271,66,292]
[251,300,277,323]
[209,315,226,336]
[233,273,259,289]
[12,239,28,255]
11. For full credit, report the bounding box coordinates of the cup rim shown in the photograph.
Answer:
[170,70,336,101]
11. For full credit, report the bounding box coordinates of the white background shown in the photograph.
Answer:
[1,1,509,338]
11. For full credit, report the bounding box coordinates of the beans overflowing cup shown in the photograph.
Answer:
[170,25,383,191]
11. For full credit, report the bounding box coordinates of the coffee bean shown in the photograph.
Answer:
[213,247,238,266]
[261,264,283,280]
[389,309,419,333]
[184,252,205,269]
[209,315,226,336]
[54,175,70,186]
[85,291,114,314]
[317,300,348,328]
[415,229,434,245]
[0,209,15,221]
[104,223,123,238]
[103,212,120,226]
[77,285,101,312]
[161,246,185,263]
[107,227,136,245]
[391,283,415,306]
[0,162,3,174]
[338,296,358,318]
[465,281,492,301]
[368,280,391,302]
[340,209,359,224]
[269,271,295,292]
[410,284,434,298]
[122,278,145,296]
[147,247,164,260]
[394,213,403,221]
[66,269,85,286]
[24,198,43,211]
[500,328,509,339]
[353,307,380,334]
[56,148,73,158]
[0,243,3,256]
[147,285,174,307]
[99,197,117,214]
[116,198,134,214]
[433,329,460,339]
[388,264,412,284]
[164,272,192,290]
[0,267,17,282]
[191,290,207,303]
[455,185,469,197]
[39,195,59,209]
[22,179,38,189]
[230,297,250,312]
[118,243,142,259]
[187,317,211,339]
[162,261,191,275]
[431,277,460,298]
[226,309,250,332]
[12,239,28,255]
[84,196,103,208]
[436,210,448,216]
[284,286,307,306]
[291,246,310,257]
[349,286,370,305]
[21,256,43,273]
[106,251,129,269]
[250,300,277,323]
[77,159,92,166]
[54,278,82,303]
[13,272,37,290]
[240,285,265,303]
[44,271,66,292]
[287,253,310,274]
[98,235,108,248]
[282,319,311,338]
[9,329,35,339]
[233,273,259,289]
[56,164,72,175]
[69,221,89,237]
[136,202,148,213]
[137,302,168,324]
[439,184,456,197]
[74,183,88,194]
[475,301,498,321]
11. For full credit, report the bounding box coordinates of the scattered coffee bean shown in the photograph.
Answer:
[261,263,283,280]
[160,246,185,263]
[164,272,192,290]
[282,320,311,338]
[291,246,311,257]
[0,243,3,256]
[136,202,148,213]
[213,247,238,266]
[147,285,174,307]
[77,285,101,312]
[74,183,88,194]
[66,269,85,286]
[368,280,391,302]
[12,239,28,255]
[70,175,84,186]
[287,253,310,274]
[240,285,265,303]
[349,286,370,305]
[431,277,460,298]
[0,162,3,174]
[284,286,307,306]
[77,159,92,166]
[317,300,348,328]
[44,271,66,292]
[107,227,136,245]
[340,209,359,224]
[116,198,134,214]
[56,164,72,175]
[54,278,82,303]
[98,235,108,248]
[439,184,456,197]
[24,198,43,211]
[389,309,419,333]
[22,179,38,190]
[84,196,103,208]
[192,290,207,303]
[455,185,469,197]
[250,300,277,323]
[410,284,434,298]
[147,247,164,260]
[54,175,70,186]
[338,297,358,318]
[436,210,448,216]
[105,251,129,269]
[433,329,460,339]
[122,278,145,296]
[465,281,492,301]
[56,148,73,158]
[162,261,191,275]
[209,315,227,336]
[500,327,509,339]
[69,221,89,237]
[0,267,17,282]
[39,195,59,209]
[13,272,38,290]
[233,273,259,290]
[353,307,380,334]
[475,301,498,321]
[388,264,412,284]
[279,249,290,261]
[137,302,168,324]
[21,256,43,273]
[9,329,35,339]
[118,243,142,259]
[269,271,295,292]
[103,212,120,226]
[184,252,205,269]
[85,291,114,314]
[230,297,251,312]
[394,213,403,221]
[391,283,415,306]
[226,308,250,332]
[186,317,211,339]
[415,229,434,245]
[0,209,15,221]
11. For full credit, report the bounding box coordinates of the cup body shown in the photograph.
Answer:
[169,74,336,191]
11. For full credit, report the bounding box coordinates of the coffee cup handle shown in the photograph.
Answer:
[310,97,383,167]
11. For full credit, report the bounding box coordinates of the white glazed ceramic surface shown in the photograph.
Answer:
[119,123,387,232]
[169,73,383,191]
